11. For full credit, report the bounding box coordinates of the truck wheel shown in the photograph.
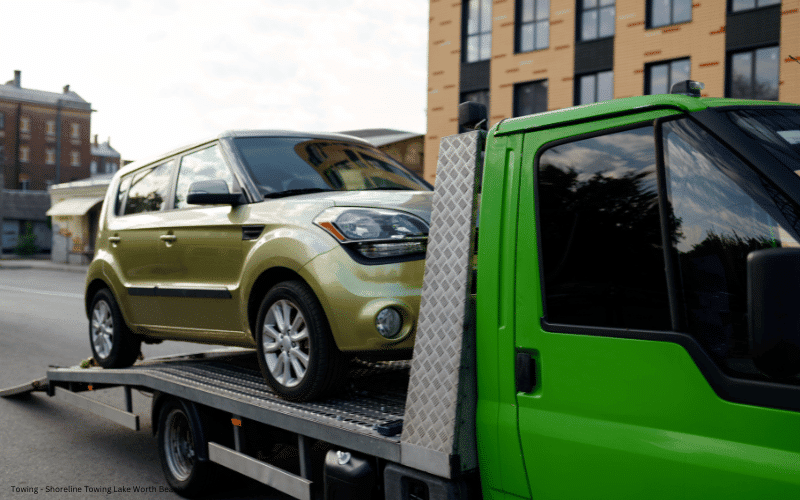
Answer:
[255,280,346,401]
[157,399,212,497]
[89,288,141,368]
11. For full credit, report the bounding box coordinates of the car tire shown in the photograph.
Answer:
[89,288,141,368]
[156,399,214,497]
[255,280,346,401]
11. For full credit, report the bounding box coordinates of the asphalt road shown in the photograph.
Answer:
[0,266,289,500]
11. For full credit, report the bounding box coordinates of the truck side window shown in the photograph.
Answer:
[663,118,800,379]
[538,126,671,330]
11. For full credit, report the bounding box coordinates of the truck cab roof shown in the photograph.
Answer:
[493,94,799,136]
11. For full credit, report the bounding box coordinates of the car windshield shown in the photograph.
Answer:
[725,108,800,177]
[232,137,432,197]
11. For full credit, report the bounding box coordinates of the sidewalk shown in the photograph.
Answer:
[0,255,89,274]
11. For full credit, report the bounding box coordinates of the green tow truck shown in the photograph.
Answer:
[3,82,800,498]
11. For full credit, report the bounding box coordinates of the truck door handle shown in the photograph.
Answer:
[159,234,177,242]
[515,352,537,393]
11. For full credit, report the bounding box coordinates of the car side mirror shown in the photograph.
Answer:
[748,248,800,379]
[186,179,244,206]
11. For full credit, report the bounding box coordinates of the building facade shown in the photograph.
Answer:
[0,70,92,190]
[425,0,800,181]
[90,135,121,176]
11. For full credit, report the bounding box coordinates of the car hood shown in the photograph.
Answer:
[323,191,433,223]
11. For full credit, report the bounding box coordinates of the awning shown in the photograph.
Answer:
[46,197,104,217]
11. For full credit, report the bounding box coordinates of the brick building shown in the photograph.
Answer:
[0,70,92,190]
[425,0,800,181]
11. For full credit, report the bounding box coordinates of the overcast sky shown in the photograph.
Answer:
[1,0,430,162]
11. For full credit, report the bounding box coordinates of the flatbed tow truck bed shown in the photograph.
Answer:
[2,350,410,499]
[0,130,483,500]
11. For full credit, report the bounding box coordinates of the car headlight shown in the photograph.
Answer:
[314,207,428,259]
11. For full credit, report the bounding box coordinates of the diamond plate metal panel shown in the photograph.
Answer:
[401,131,483,475]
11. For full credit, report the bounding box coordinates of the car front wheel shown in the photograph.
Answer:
[255,280,346,401]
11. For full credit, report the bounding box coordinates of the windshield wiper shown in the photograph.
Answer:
[263,188,333,199]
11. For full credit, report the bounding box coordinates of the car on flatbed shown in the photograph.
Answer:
[85,130,432,401]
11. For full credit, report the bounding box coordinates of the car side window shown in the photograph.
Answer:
[174,144,235,209]
[537,125,672,331]
[123,160,175,215]
[115,175,132,216]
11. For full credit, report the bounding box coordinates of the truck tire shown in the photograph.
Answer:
[89,288,141,368]
[255,280,346,401]
[157,399,213,497]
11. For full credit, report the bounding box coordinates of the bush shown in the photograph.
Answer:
[14,222,39,256]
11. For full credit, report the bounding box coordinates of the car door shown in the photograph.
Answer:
[512,115,800,498]
[107,159,177,328]
[151,143,248,339]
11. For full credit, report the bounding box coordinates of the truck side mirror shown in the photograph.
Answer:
[186,179,244,206]
[458,101,488,133]
[748,248,800,379]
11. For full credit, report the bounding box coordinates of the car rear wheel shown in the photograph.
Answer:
[89,288,141,368]
[255,280,346,401]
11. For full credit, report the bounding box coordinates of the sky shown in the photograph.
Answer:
[1,0,430,162]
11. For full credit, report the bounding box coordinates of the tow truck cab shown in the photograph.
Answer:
[475,86,800,498]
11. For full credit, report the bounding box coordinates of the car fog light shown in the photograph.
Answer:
[375,307,402,338]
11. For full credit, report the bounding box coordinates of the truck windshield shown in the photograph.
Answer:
[232,137,431,197]
[726,108,800,176]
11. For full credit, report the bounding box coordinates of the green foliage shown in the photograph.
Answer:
[14,221,39,256]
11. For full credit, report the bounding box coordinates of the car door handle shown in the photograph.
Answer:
[108,236,121,244]
[159,234,177,242]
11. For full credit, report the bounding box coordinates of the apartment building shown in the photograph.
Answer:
[425,0,800,180]
[0,70,92,190]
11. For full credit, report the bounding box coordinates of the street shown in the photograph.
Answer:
[0,265,289,500]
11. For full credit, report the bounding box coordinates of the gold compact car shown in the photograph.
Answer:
[85,131,432,401]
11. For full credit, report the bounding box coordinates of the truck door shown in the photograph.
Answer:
[512,115,800,498]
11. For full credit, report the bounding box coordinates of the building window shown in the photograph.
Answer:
[19,179,30,190]
[107,161,116,173]
[648,0,692,28]
[71,151,80,167]
[579,0,615,41]
[728,46,779,101]
[645,58,690,95]
[0,112,5,128]
[730,0,780,12]
[46,149,55,165]
[91,160,98,175]
[19,146,30,162]
[46,120,56,136]
[20,116,30,133]
[465,0,492,63]
[577,70,614,104]
[514,80,548,117]
[461,89,491,120]
[71,123,80,139]
[517,0,549,52]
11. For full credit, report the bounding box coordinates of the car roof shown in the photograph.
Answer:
[115,129,373,178]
